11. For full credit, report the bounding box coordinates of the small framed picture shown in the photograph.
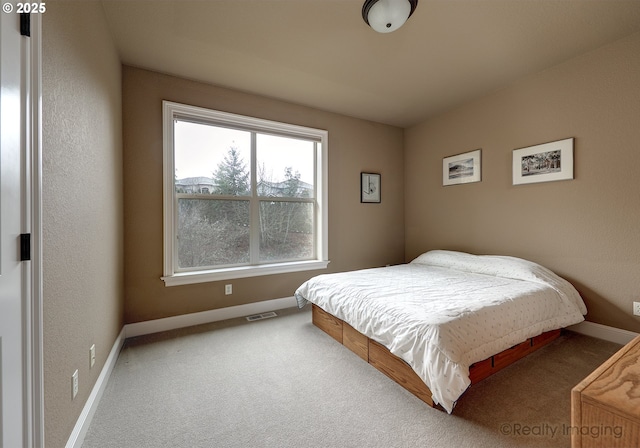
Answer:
[513,138,574,185]
[443,149,482,186]
[361,172,381,203]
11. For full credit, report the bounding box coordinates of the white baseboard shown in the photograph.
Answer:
[124,296,298,338]
[65,327,126,448]
[566,320,639,345]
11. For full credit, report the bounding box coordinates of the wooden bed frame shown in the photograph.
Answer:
[312,303,561,409]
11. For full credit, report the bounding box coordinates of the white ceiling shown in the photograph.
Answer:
[101,0,640,128]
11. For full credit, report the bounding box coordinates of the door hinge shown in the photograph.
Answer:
[20,13,30,37]
[20,234,31,261]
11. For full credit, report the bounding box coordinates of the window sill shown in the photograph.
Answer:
[162,260,330,287]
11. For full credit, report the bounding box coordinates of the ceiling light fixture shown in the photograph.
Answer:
[362,0,418,33]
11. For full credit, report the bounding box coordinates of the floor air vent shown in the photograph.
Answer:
[245,311,278,322]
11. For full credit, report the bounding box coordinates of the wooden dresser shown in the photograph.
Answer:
[571,334,640,448]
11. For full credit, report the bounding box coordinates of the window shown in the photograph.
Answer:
[162,101,329,286]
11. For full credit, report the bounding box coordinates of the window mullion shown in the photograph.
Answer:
[249,132,260,264]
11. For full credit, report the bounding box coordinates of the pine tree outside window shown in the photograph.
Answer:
[162,101,329,286]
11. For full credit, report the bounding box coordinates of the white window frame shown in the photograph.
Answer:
[162,101,329,286]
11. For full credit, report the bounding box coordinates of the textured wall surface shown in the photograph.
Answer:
[405,32,640,333]
[42,2,124,447]
[122,67,405,323]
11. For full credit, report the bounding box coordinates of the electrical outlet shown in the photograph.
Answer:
[72,370,79,399]
[90,344,96,368]
[633,301,640,317]
[225,284,232,295]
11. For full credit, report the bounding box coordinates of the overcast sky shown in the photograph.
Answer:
[174,120,315,185]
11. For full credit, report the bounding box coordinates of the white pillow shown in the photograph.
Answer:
[411,250,587,314]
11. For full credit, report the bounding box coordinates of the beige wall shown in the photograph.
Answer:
[405,32,640,333]
[123,67,405,323]
[43,2,124,447]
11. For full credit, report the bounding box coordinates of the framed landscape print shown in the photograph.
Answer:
[361,172,381,203]
[513,138,574,185]
[442,149,481,186]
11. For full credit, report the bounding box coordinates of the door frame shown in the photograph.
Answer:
[25,11,44,448]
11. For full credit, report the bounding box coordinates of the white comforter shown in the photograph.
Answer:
[294,250,587,413]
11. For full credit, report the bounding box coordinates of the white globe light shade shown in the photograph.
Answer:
[365,0,413,33]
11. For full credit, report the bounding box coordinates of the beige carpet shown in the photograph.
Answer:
[82,307,621,448]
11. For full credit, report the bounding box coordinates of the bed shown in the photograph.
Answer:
[294,250,587,413]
